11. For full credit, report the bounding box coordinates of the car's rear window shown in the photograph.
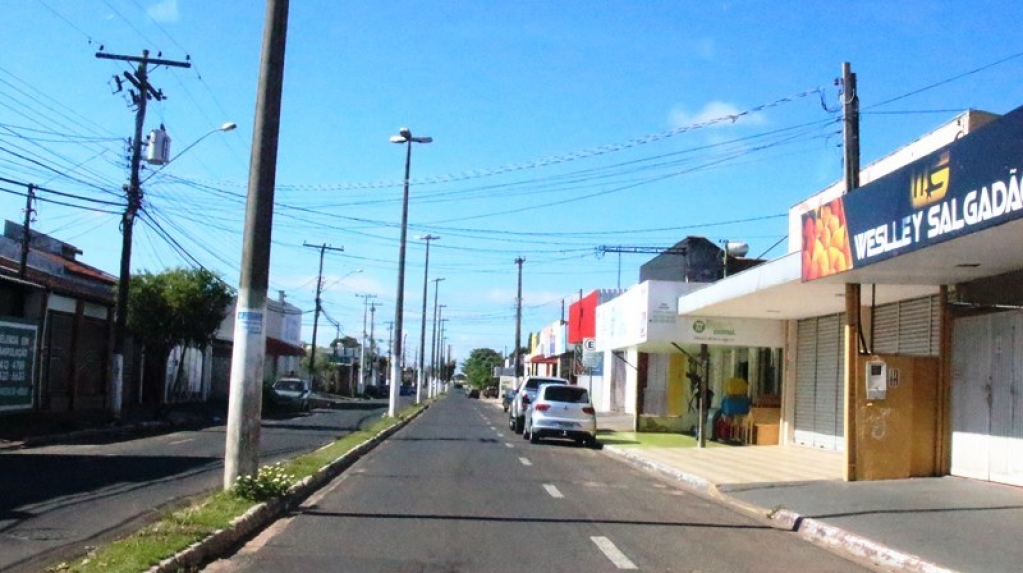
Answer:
[275,380,304,391]
[543,386,589,403]
[525,378,563,390]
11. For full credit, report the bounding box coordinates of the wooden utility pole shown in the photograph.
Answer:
[224,0,290,490]
[841,61,861,482]
[303,242,344,385]
[19,184,34,278]
[97,49,191,418]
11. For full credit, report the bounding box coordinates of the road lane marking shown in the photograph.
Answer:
[168,438,195,445]
[591,536,637,570]
[519,457,532,466]
[543,484,563,498]
[505,443,514,448]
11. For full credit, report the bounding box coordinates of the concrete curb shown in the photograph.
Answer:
[602,446,955,573]
[147,406,427,573]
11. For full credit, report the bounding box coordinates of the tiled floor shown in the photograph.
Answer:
[616,444,845,486]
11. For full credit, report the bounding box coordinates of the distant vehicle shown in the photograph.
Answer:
[467,387,480,399]
[508,376,569,434]
[502,389,515,412]
[483,385,498,398]
[365,384,390,399]
[523,383,598,448]
[268,377,311,412]
[399,384,415,396]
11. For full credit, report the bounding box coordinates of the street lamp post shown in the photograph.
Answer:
[388,127,432,418]
[416,235,439,403]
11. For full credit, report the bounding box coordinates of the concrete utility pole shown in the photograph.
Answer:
[428,277,444,397]
[303,242,344,387]
[416,234,439,403]
[369,302,380,386]
[224,0,290,490]
[514,257,525,386]
[97,49,190,418]
[434,304,446,389]
[355,294,377,394]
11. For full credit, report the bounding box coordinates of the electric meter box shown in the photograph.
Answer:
[146,128,171,165]
[866,359,888,400]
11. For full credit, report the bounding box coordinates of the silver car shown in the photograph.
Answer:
[523,383,598,447]
[508,376,569,433]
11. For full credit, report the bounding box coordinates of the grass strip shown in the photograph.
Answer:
[49,402,427,573]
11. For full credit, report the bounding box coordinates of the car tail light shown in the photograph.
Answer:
[582,406,595,414]
[535,404,550,412]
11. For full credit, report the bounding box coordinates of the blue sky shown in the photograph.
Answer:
[3,1,1023,365]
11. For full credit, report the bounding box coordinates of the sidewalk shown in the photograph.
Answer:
[595,412,1023,573]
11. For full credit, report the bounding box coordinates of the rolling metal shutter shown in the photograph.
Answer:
[872,296,940,356]
[794,314,846,450]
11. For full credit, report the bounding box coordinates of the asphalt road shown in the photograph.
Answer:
[0,403,389,573]
[204,395,875,573]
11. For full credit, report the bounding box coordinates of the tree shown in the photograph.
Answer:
[126,267,235,403]
[462,348,502,389]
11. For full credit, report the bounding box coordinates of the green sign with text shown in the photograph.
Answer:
[0,320,36,411]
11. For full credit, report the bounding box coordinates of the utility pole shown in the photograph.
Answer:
[303,242,344,386]
[97,49,191,418]
[514,257,525,386]
[841,61,861,482]
[355,294,377,394]
[223,0,290,490]
[386,320,394,385]
[417,234,439,403]
[431,278,448,399]
[434,304,446,390]
[19,184,34,278]
[369,302,380,386]
[428,277,444,397]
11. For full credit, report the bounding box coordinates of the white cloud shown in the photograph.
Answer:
[147,0,180,24]
[669,100,767,130]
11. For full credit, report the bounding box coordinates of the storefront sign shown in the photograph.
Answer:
[802,104,1023,280]
[0,320,36,411]
[677,316,785,348]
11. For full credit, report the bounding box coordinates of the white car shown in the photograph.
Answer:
[508,376,569,433]
[523,383,598,448]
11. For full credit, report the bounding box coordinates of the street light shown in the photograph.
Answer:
[416,235,439,404]
[388,127,432,418]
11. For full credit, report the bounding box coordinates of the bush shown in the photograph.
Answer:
[232,462,295,501]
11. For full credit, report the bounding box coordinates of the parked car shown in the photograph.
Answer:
[483,385,498,398]
[399,384,415,396]
[467,387,480,399]
[523,383,598,447]
[364,384,390,399]
[502,389,515,412]
[508,376,569,433]
[268,377,311,412]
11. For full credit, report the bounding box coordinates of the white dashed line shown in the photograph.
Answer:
[542,484,563,498]
[591,536,637,570]
[505,443,514,448]
[168,438,195,445]
[518,457,532,466]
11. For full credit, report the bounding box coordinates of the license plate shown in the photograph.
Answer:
[556,421,578,428]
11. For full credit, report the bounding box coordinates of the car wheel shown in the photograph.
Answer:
[586,436,599,449]
[514,416,524,434]
[530,430,540,444]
